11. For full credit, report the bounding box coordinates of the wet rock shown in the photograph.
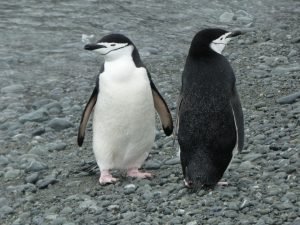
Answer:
[25,172,40,184]
[0,155,10,166]
[36,175,59,189]
[1,84,25,94]
[22,158,48,172]
[0,205,14,218]
[19,108,49,123]
[4,169,21,179]
[47,118,73,131]
[31,127,46,136]
[277,91,300,104]
[143,159,162,170]
[164,157,180,165]
[46,141,67,151]
[7,183,37,193]
[124,184,137,194]
[219,12,235,23]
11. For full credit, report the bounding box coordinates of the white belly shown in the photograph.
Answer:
[92,66,156,170]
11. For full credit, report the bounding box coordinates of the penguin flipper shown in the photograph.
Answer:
[230,86,244,152]
[150,80,173,136]
[77,86,98,146]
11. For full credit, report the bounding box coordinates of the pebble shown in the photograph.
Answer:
[4,169,21,179]
[1,84,25,94]
[36,176,59,189]
[22,158,48,172]
[47,118,73,131]
[0,205,14,217]
[19,108,49,123]
[164,157,180,165]
[219,12,235,23]
[124,184,137,194]
[143,159,162,170]
[277,91,300,104]
[46,142,67,151]
[6,183,37,193]
[25,172,40,184]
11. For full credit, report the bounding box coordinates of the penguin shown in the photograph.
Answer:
[77,34,173,185]
[175,28,244,189]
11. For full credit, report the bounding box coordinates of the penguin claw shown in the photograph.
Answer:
[99,174,118,185]
[127,168,152,179]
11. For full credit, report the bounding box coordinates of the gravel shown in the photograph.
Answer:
[0,0,299,224]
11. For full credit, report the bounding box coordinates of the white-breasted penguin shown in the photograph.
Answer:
[78,34,173,185]
[175,28,244,189]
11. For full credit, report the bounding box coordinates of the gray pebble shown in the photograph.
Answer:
[1,84,25,94]
[107,204,120,211]
[143,159,161,170]
[6,183,37,193]
[4,169,21,179]
[219,12,235,23]
[164,157,180,165]
[36,176,59,189]
[277,91,300,104]
[0,205,14,218]
[31,127,46,136]
[25,172,40,184]
[46,142,67,151]
[124,184,137,194]
[47,118,73,131]
[23,158,48,172]
[19,108,49,123]
[0,155,9,166]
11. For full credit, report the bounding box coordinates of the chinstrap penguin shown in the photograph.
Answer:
[175,28,244,189]
[78,34,173,185]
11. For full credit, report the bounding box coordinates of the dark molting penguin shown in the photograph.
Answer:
[78,34,173,185]
[175,28,244,189]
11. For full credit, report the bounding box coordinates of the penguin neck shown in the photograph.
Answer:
[189,45,216,58]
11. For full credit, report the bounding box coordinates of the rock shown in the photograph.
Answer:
[19,108,49,123]
[277,91,300,104]
[124,184,137,194]
[46,142,67,151]
[22,158,48,172]
[107,205,120,211]
[79,199,98,210]
[31,127,46,136]
[1,84,25,94]
[0,205,13,218]
[143,159,161,170]
[219,12,235,23]
[36,176,59,189]
[0,155,9,166]
[7,183,37,193]
[164,157,180,165]
[186,221,198,225]
[25,172,40,184]
[47,118,73,131]
[4,169,21,179]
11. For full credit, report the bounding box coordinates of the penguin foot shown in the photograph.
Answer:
[127,168,152,179]
[99,170,118,185]
[217,181,229,186]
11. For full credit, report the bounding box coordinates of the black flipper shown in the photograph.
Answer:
[149,78,173,136]
[77,86,98,146]
[173,93,183,145]
[230,86,244,152]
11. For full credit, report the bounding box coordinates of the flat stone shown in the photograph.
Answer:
[47,118,73,131]
[219,12,235,23]
[6,183,37,193]
[46,142,67,151]
[36,176,59,189]
[124,184,137,194]
[1,84,25,94]
[4,169,21,179]
[143,159,161,170]
[25,172,40,184]
[164,157,180,165]
[277,91,300,104]
[19,108,49,123]
[23,159,48,172]
[0,205,14,217]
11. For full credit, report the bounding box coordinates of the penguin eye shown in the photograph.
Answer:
[111,44,116,46]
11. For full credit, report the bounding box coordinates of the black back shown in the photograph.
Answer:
[178,29,238,188]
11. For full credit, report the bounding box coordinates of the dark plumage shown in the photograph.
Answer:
[176,28,244,189]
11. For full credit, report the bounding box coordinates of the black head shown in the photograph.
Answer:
[189,28,242,55]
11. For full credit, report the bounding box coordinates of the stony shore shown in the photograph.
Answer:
[0,0,299,224]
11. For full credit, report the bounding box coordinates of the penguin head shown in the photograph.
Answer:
[84,34,135,60]
[189,28,241,55]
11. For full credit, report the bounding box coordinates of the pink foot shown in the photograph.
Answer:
[99,170,118,185]
[127,168,152,179]
[217,181,229,186]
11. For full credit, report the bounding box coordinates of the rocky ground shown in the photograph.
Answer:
[0,0,299,224]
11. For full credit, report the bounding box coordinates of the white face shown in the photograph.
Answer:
[94,42,130,55]
[209,32,232,54]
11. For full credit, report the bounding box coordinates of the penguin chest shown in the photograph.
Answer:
[93,66,156,151]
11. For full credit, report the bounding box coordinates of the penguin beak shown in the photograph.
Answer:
[228,30,242,38]
[84,44,106,51]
